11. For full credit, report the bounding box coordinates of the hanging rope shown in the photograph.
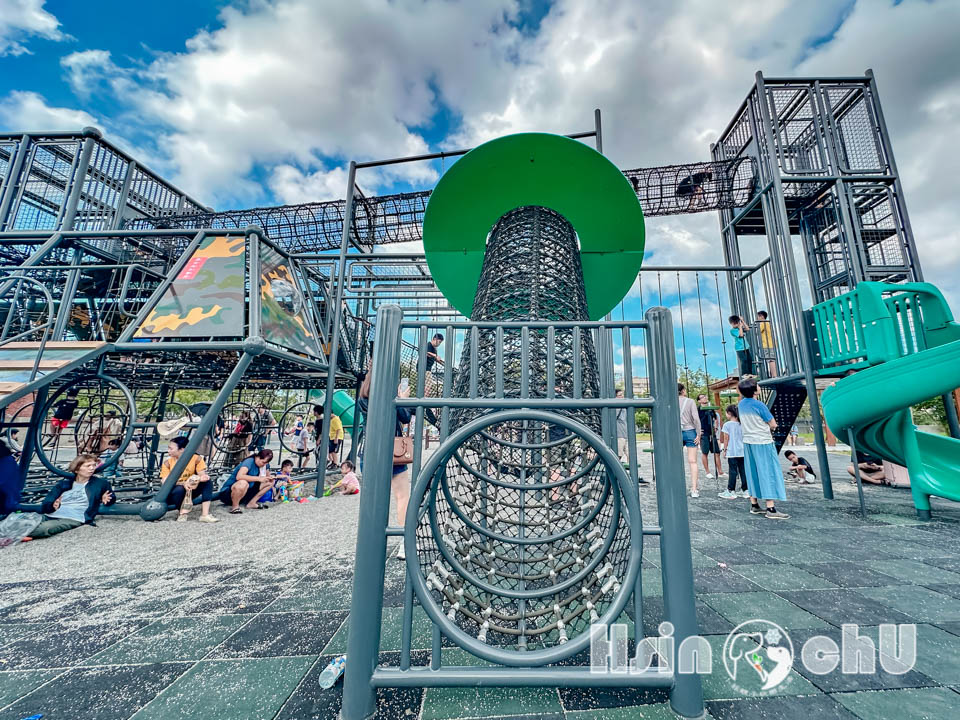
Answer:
[715,271,732,380]
[695,272,711,397]
[676,272,691,391]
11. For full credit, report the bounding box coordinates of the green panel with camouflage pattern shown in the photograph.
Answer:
[259,243,322,358]
[135,235,246,338]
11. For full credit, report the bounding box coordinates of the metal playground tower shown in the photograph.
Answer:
[342,134,705,718]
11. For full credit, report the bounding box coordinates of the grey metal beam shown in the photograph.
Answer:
[373,667,674,688]
[317,160,357,497]
[0,134,29,230]
[341,304,403,720]
[646,306,705,719]
[60,128,99,230]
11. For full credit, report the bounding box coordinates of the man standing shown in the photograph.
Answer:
[678,383,702,498]
[255,403,276,452]
[697,393,724,480]
[423,333,444,394]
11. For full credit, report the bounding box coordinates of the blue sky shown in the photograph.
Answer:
[1,0,959,382]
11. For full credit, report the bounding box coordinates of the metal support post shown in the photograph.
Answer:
[17,386,47,484]
[111,160,137,230]
[52,247,84,339]
[0,134,30,230]
[247,228,262,339]
[318,160,357,497]
[847,429,867,519]
[647,306,704,719]
[61,129,99,230]
[146,383,169,480]
[139,353,254,520]
[342,305,403,720]
[801,310,833,499]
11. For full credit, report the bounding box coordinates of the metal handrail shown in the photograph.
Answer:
[0,273,57,385]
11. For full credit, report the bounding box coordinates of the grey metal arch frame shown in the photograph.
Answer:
[341,305,704,720]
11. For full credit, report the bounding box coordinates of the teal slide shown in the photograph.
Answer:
[308,389,359,435]
[816,282,960,519]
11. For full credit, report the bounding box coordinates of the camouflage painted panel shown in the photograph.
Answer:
[135,236,246,338]
[260,243,322,357]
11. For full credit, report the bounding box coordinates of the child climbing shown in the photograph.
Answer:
[729,315,753,378]
[718,404,748,499]
[737,377,789,519]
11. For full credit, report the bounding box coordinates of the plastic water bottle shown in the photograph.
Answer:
[318,655,346,689]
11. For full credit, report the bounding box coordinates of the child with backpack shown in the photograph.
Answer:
[738,378,789,519]
[718,405,748,499]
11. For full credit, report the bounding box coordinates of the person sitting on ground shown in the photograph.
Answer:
[339,460,360,495]
[163,436,218,523]
[27,454,115,540]
[0,440,23,519]
[272,459,294,502]
[784,450,816,484]
[218,448,275,514]
[98,438,123,480]
[678,383,702,498]
[847,450,885,485]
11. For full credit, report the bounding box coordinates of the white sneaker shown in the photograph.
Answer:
[718,472,727,477]
[690,490,700,498]
[397,546,405,561]
[718,490,737,499]
[740,490,751,498]
[198,514,219,523]
[705,473,714,480]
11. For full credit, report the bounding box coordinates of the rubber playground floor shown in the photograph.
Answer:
[1,449,959,720]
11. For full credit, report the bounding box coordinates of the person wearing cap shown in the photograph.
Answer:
[162,436,218,523]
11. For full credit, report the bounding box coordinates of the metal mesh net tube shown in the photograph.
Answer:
[414,206,630,655]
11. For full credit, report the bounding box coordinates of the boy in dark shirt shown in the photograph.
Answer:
[784,450,816,484]
[50,389,80,439]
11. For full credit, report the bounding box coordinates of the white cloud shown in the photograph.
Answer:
[4,0,957,306]
[0,0,65,56]
[60,0,525,205]
[0,90,96,129]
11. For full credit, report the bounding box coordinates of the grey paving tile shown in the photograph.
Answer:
[0,663,192,720]
[707,694,858,720]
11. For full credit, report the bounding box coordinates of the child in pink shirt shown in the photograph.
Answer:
[339,460,360,495]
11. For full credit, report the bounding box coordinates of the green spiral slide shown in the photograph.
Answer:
[816,282,960,519]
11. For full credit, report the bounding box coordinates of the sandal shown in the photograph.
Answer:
[256,503,270,510]
[229,508,243,514]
